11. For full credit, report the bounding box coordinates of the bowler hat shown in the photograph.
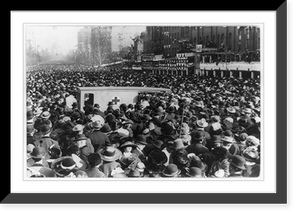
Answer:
[100,124,112,133]
[191,130,205,141]
[134,134,148,146]
[186,167,205,178]
[230,155,246,170]
[162,164,181,177]
[99,147,122,162]
[127,169,141,177]
[152,140,164,149]
[40,124,51,135]
[30,147,45,159]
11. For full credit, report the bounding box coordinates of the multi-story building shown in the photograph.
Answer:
[143,26,260,59]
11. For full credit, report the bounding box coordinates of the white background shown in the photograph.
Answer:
[11,12,276,193]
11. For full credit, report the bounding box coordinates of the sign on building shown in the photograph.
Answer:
[196,44,203,52]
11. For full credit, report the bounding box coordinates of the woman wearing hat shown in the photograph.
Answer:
[119,141,139,169]
[144,149,168,178]
[99,146,122,177]
[207,146,230,178]
[51,156,78,178]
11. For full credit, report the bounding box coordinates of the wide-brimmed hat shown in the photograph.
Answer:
[226,106,236,114]
[211,147,228,159]
[162,164,181,177]
[241,148,259,162]
[242,108,252,115]
[186,167,205,178]
[173,139,186,150]
[41,111,51,119]
[72,124,84,132]
[196,118,208,128]
[194,101,204,108]
[51,156,77,177]
[92,120,104,129]
[230,155,246,170]
[30,147,46,159]
[221,136,235,144]
[246,135,260,147]
[120,141,137,149]
[99,147,122,162]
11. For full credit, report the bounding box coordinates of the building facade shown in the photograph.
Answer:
[143,26,260,59]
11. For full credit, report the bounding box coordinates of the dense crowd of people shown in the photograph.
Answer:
[26,64,261,178]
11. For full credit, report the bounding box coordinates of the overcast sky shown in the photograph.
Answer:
[26,25,146,54]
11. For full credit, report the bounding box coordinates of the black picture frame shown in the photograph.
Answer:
[5,1,287,204]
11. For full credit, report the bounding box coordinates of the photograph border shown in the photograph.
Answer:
[4,2,287,204]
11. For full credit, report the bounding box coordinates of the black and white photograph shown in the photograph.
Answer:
[25,24,261,179]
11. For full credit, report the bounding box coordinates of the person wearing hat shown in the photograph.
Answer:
[87,120,111,153]
[27,124,36,145]
[51,156,78,178]
[241,148,260,177]
[33,124,60,160]
[186,131,209,156]
[235,132,248,153]
[119,141,138,169]
[186,167,206,178]
[228,155,247,177]
[144,149,168,178]
[192,118,211,147]
[99,146,122,177]
[27,147,55,177]
[169,143,190,176]
[207,146,230,178]
[180,122,191,146]
[161,163,181,178]
[71,124,94,156]
[221,132,240,159]
[132,134,148,163]
[85,153,106,178]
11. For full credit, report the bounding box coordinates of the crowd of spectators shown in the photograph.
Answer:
[26,64,261,178]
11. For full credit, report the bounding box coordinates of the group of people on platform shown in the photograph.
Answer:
[26,64,261,178]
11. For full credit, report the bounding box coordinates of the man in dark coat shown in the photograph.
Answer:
[86,120,111,152]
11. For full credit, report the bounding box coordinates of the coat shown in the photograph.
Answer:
[34,136,60,160]
[100,161,121,177]
[85,167,106,178]
[87,129,111,152]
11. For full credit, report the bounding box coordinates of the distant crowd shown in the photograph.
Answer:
[26,64,261,178]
